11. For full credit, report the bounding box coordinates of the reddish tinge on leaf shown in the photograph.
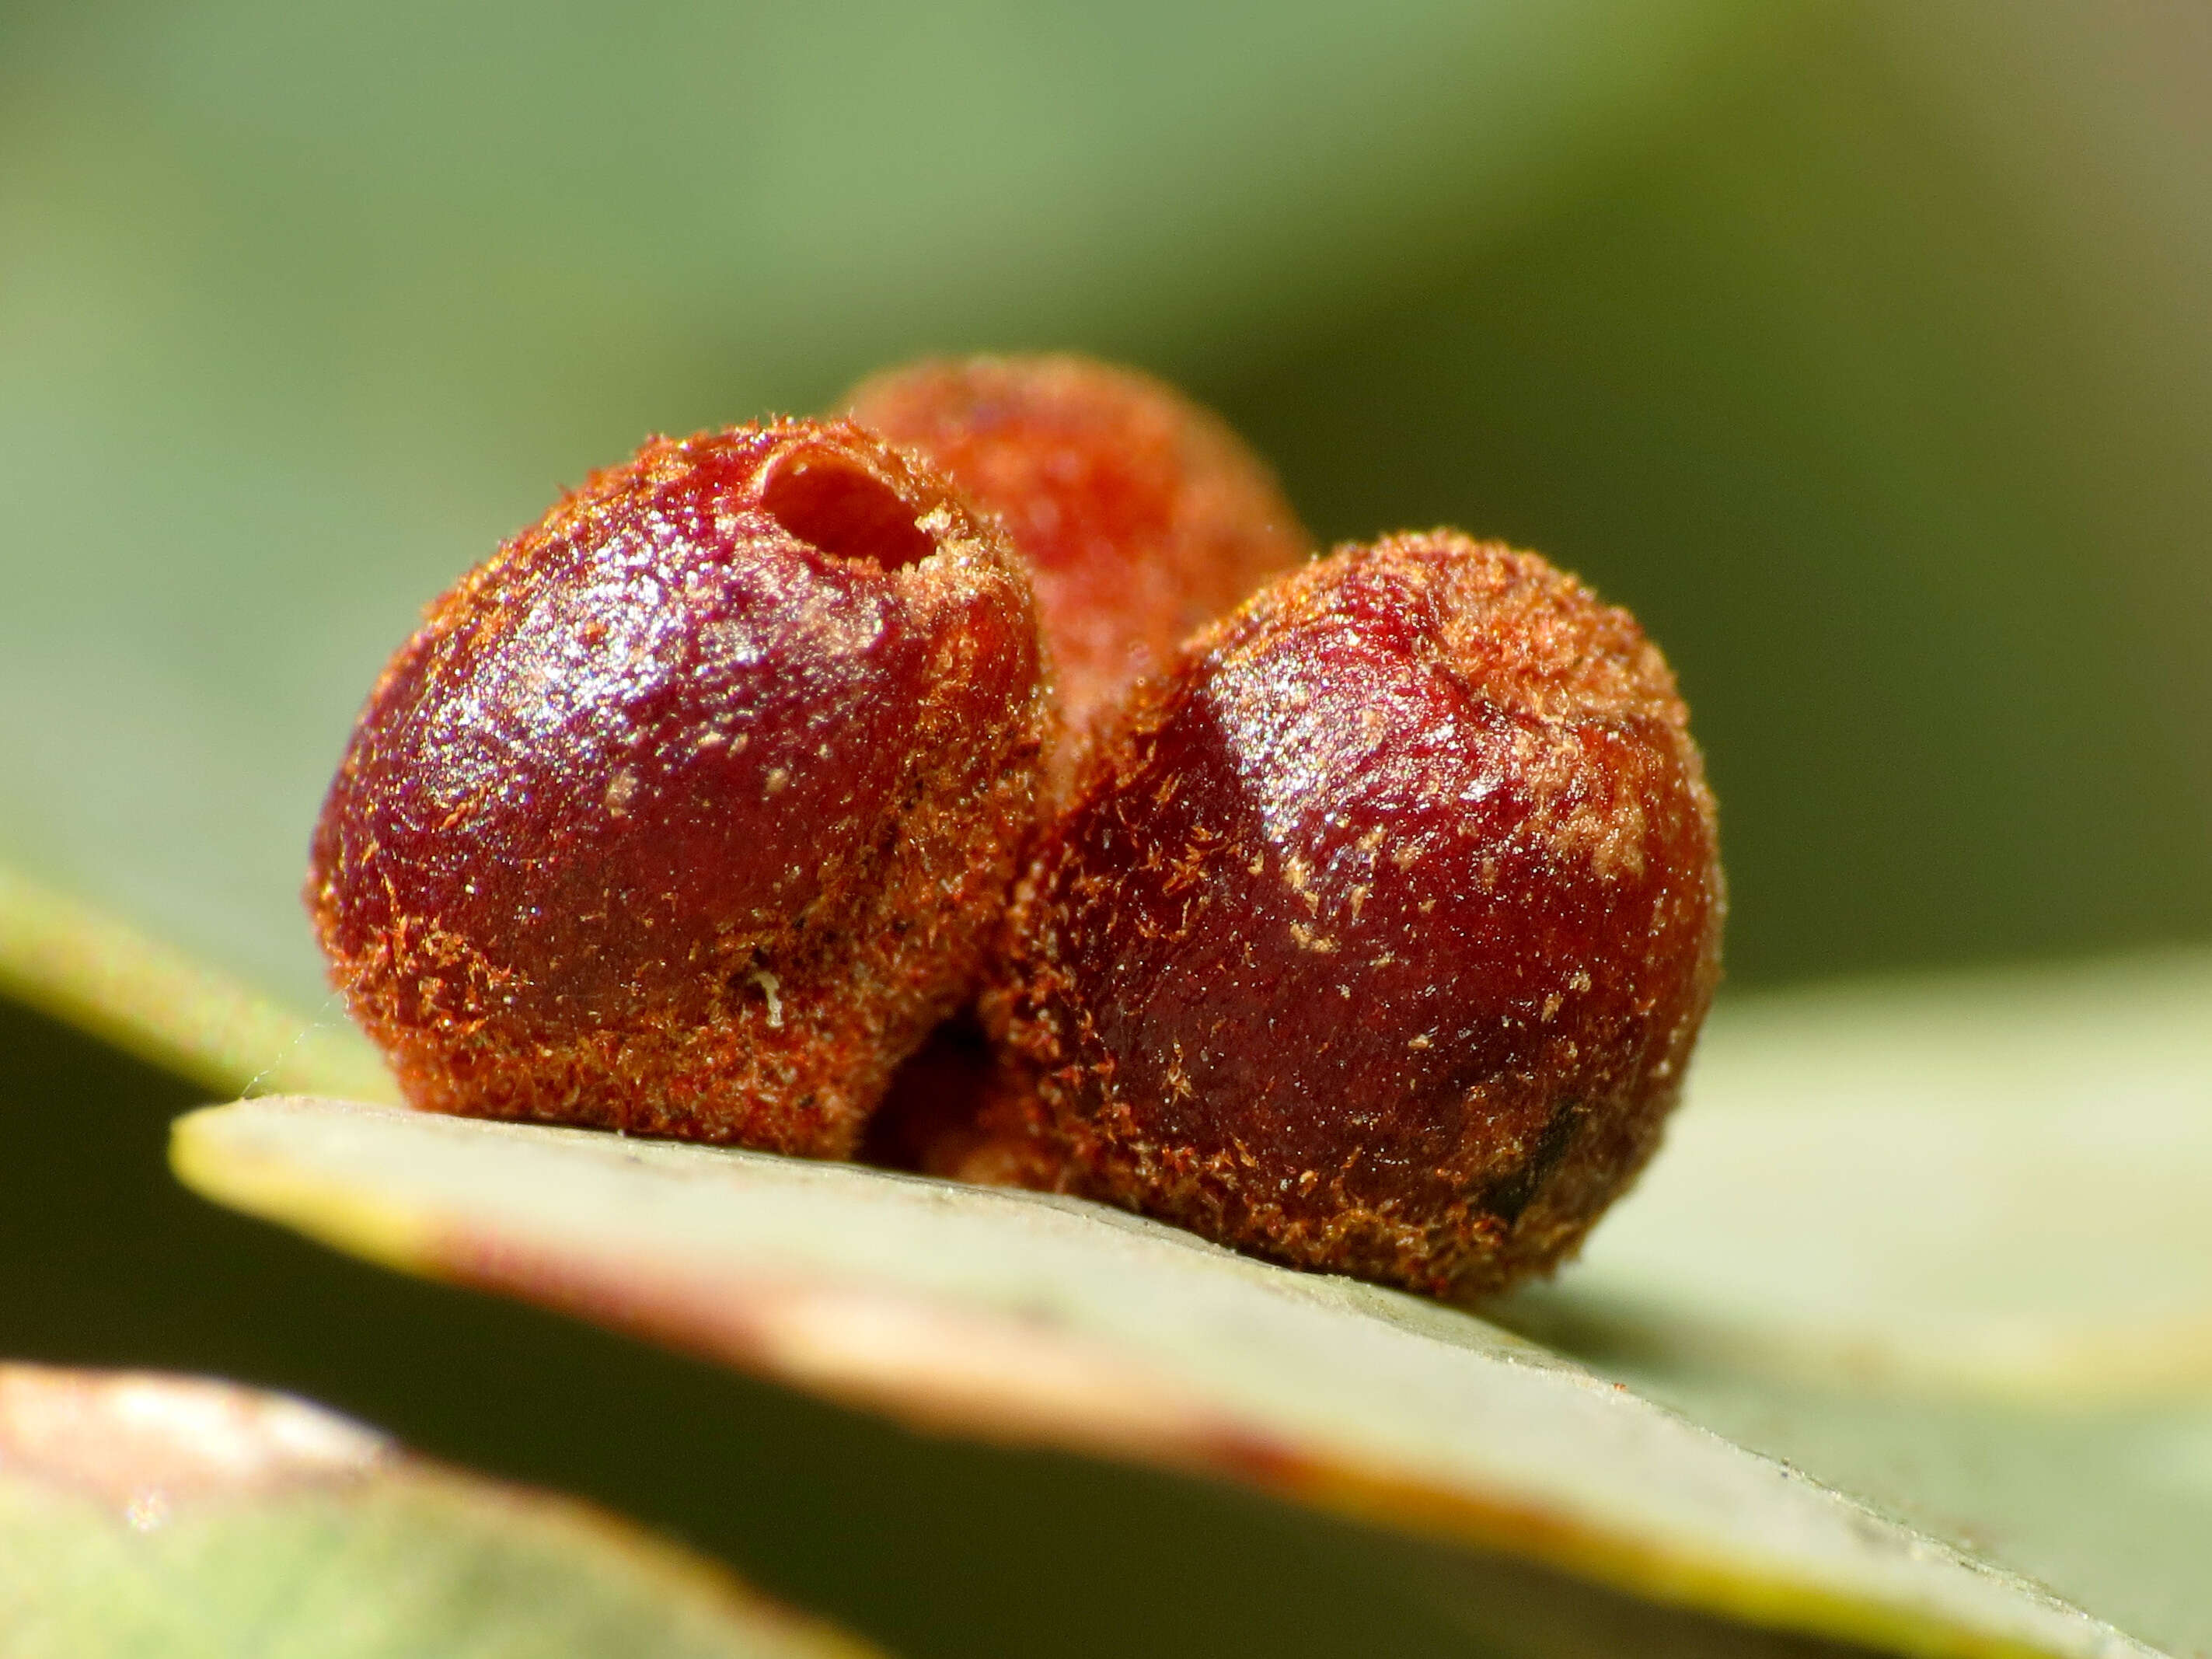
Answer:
[843,355,1308,750]
[308,419,1051,1156]
[964,531,1724,1299]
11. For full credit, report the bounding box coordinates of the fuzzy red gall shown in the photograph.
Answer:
[843,355,1308,753]
[308,419,1052,1155]
[964,531,1724,1299]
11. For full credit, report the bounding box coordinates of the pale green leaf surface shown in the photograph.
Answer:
[173,1095,2152,1659]
[1516,948,2212,1398]
[1490,951,2212,1657]
[0,865,395,1105]
[0,1364,881,1659]
[1561,1373,2212,1659]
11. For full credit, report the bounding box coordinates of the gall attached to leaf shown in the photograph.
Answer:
[308,419,1051,1155]
[961,530,1725,1299]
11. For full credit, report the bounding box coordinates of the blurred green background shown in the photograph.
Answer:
[3,1,2208,1653]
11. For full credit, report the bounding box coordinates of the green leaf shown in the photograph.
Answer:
[0,1363,880,1658]
[173,1093,2152,1659]
[0,866,394,1105]
[1495,949,2212,1658]
[1547,1370,2212,1659]
[1511,948,2212,1399]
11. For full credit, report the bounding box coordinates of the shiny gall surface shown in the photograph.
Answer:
[973,532,1724,1298]
[309,421,1050,1154]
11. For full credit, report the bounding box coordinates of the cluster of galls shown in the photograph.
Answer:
[309,356,1723,1301]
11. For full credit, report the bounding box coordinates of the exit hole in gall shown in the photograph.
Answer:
[761,454,937,571]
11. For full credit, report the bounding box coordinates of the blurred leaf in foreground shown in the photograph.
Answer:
[0,1364,881,1658]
